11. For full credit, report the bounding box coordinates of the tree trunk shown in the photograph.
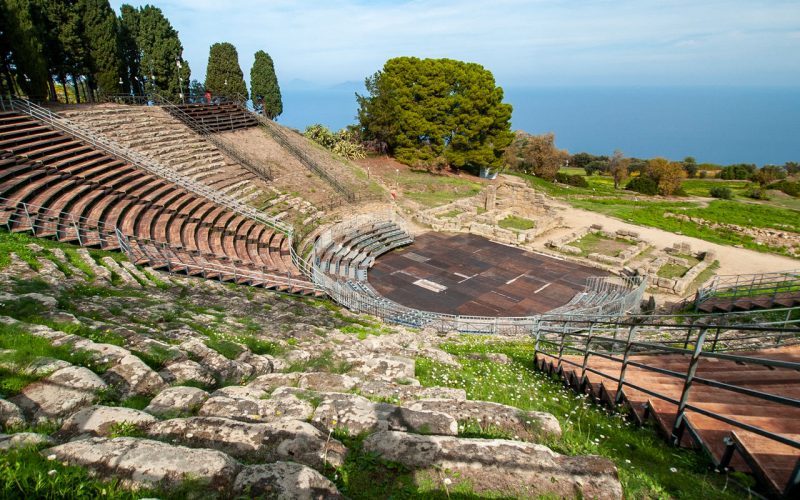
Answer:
[72,75,81,103]
[48,78,57,102]
[59,74,69,104]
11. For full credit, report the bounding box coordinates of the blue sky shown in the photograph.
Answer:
[111,0,800,89]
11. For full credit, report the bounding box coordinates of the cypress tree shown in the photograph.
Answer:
[134,5,189,99]
[205,42,247,101]
[118,4,141,94]
[3,0,49,98]
[79,0,124,96]
[250,50,282,118]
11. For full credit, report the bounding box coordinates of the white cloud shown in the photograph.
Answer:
[111,0,800,87]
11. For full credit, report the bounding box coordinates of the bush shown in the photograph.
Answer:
[555,172,589,188]
[625,176,658,195]
[709,186,733,199]
[768,180,800,197]
[744,185,770,200]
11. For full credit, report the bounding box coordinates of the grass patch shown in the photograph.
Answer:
[569,231,634,257]
[657,263,690,279]
[497,215,535,231]
[0,323,96,397]
[415,337,746,500]
[439,209,462,219]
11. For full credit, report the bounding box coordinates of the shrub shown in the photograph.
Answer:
[709,186,733,199]
[555,172,589,188]
[769,180,800,197]
[626,176,658,195]
[744,185,771,200]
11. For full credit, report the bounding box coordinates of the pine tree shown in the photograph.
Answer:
[118,4,141,94]
[205,42,247,101]
[250,50,282,118]
[79,0,124,96]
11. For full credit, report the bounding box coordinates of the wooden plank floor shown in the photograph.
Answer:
[368,232,607,316]
[537,345,800,496]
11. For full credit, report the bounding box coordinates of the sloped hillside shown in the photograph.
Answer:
[0,230,743,499]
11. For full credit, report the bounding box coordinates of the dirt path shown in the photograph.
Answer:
[534,201,798,276]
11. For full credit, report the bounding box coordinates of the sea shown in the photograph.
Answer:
[277,84,800,166]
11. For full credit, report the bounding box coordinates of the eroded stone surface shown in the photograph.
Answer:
[10,366,107,423]
[304,391,457,437]
[147,417,346,469]
[143,386,209,418]
[359,380,467,404]
[159,360,216,387]
[350,355,415,381]
[0,399,26,430]
[0,432,53,450]
[234,462,343,499]
[363,431,622,499]
[103,354,165,397]
[59,405,157,438]
[408,399,562,440]
[199,394,314,423]
[42,437,241,492]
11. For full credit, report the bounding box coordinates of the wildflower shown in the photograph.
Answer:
[48,470,57,476]
[625,459,631,464]
[47,454,57,461]
[670,467,677,473]
[443,478,452,486]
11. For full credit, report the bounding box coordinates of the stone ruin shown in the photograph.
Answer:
[414,175,563,246]
[633,242,717,295]
[546,225,650,269]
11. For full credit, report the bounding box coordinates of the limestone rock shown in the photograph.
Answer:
[144,386,209,418]
[248,373,302,392]
[180,339,253,383]
[199,394,313,423]
[408,399,562,440]
[234,462,343,499]
[10,366,107,423]
[159,360,216,387]
[59,405,156,438]
[212,386,268,400]
[298,372,360,392]
[236,351,273,376]
[0,432,53,450]
[103,354,165,398]
[363,431,622,499]
[42,437,240,492]
[359,380,467,404]
[147,417,346,469]
[0,399,25,430]
[350,355,415,381]
[308,392,457,437]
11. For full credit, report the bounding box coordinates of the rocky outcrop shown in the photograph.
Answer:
[10,366,107,423]
[359,380,467,404]
[58,405,156,438]
[302,391,458,436]
[143,386,209,418]
[103,354,165,398]
[408,399,562,440]
[147,417,346,469]
[234,462,343,499]
[42,437,241,492]
[159,360,216,387]
[0,399,25,430]
[199,393,314,423]
[363,431,622,499]
[0,432,53,450]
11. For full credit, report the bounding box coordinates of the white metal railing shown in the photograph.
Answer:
[8,98,291,236]
[696,269,800,305]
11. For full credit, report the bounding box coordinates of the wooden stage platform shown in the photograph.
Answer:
[368,232,607,316]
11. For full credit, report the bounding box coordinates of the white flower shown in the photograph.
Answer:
[625,459,631,464]
[670,467,678,473]
[47,454,57,461]
[443,478,452,486]
[47,470,57,476]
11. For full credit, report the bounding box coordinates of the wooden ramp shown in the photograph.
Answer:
[536,345,800,497]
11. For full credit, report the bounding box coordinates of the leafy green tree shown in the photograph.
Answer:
[608,150,629,189]
[646,157,686,196]
[505,131,568,181]
[250,50,282,118]
[682,156,698,178]
[78,0,123,97]
[753,165,786,186]
[205,42,247,100]
[357,57,513,172]
[118,4,141,94]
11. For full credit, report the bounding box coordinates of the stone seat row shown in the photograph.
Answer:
[0,111,315,295]
[316,221,413,279]
[168,103,259,134]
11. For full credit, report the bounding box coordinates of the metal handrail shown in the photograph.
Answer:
[697,269,800,305]
[8,98,289,236]
[152,93,273,180]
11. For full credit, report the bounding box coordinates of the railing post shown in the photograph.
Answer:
[670,326,708,445]
[613,324,639,406]
[21,202,35,236]
[579,322,596,390]
[556,321,568,372]
[71,215,83,246]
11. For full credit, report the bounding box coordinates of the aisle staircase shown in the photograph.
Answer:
[696,270,800,313]
[534,314,800,498]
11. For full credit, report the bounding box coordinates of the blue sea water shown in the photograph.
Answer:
[277,84,800,166]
